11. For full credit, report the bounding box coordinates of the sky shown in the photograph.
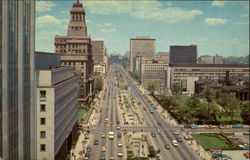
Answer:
[36,0,249,57]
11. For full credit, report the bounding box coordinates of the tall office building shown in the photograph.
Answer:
[130,36,155,72]
[1,0,35,159]
[169,45,198,64]
[91,40,107,65]
[55,0,94,107]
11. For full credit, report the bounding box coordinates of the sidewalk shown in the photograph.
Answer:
[70,91,104,159]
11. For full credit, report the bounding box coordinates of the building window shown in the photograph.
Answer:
[40,118,46,125]
[40,144,46,152]
[40,90,46,98]
[40,131,46,138]
[40,104,46,112]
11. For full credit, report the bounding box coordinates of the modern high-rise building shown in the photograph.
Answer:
[54,0,94,107]
[169,45,198,64]
[1,0,35,159]
[130,36,156,72]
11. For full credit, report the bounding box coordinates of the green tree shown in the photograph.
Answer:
[201,88,216,103]
[171,83,182,96]
[147,81,157,95]
[94,76,103,92]
[223,93,239,121]
[148,146,156,157]
[240,102,250,124]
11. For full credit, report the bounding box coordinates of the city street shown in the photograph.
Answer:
[85,65,201,160]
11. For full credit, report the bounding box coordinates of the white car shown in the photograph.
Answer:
[173,130,180,135]
[116,126,121,130]
[101,146,106,152]
[117,152,123,157]
[117,142,122,147]
[172,140,179,147]
[101,133,106,138]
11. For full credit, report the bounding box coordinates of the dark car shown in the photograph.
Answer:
[175,136,183,142]
[117,132,122,138]
[94,140,99,145]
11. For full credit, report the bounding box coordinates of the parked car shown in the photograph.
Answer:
[206,125,215,129]
[165,144,170,149]
[176,136,183,142]
[232,124,243,128]
[173,130,180,135]
[190,125,200,129]
[172,140,179,147]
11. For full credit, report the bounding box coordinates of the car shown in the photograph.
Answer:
[151,132,156,137]
[110,121,114,124]
[232,124,243,128]
[172,140,179,147]
[101,146,106,152]
[101,133,106,138]
[100,153,106,160]
[117,142,122,147]
[164,144,170,149]
[94,140,99,145]
[109,157,115,160]
[206,125,215,129]
[105,118,109,123]
[173,130,180,135]
[175,136,183,142]
[117,152,123,157]
[190,125,200,129]
[117,132,122,138]
[116,126,121,130]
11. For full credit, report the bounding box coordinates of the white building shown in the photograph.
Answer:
[36,66,79,159]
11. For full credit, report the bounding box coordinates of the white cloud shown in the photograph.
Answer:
[100,28,117,33]
[36,1,56,12]
[204,18,227,25]
[60,10,69,14]
[36,15,68,28]
[211,1,228,7]
[98,22,116,33]
[240,14,248,18]
[236,21,249,25]
[84,0,203,23]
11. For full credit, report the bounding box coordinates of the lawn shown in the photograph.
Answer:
[78,108,93,124]
[193,133,242,150]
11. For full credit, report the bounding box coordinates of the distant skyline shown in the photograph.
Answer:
[36,0,249,57]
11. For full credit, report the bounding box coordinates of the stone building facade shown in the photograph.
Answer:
[130,36,155,72]
[54,0,94,107]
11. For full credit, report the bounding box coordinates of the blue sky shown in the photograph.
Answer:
[36,0,249,57]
